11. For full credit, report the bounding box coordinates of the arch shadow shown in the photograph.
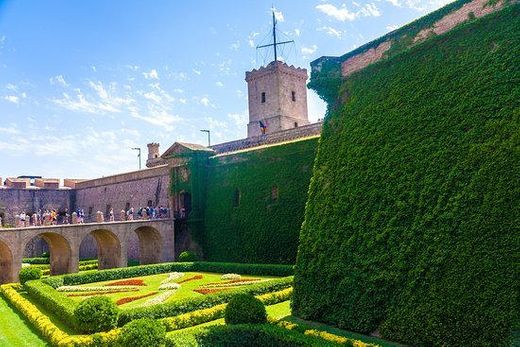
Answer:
[133,226,162,265]
[0,240,13,284]
[25,233,72,275]
[83,229,122,270]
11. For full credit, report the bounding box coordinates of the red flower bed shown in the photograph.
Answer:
[178,275,203,284]
[105,279,146,286]
[193,288,229,295]
[116,291,158,306]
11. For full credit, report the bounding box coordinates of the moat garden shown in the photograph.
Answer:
[0,255,403,346]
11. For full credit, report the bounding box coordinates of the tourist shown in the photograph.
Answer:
[109,208,114,222]
[127,207,134,220]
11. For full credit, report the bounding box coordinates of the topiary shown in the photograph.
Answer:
[178,250,199,262]
[117,318,166,347]
[74,296,119,333]
[224,293,267,325]
[19,267,42,285]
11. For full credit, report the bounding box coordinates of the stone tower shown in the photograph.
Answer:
[146,143,162,168]
[245,61,309,137]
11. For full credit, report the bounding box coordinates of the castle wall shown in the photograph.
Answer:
[0,188,71,226]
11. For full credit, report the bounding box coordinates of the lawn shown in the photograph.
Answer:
[0,294,48,347]
[64,271,277,309]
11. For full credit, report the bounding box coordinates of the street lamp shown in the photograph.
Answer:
[200,129,211,147]
[131,147,141,170]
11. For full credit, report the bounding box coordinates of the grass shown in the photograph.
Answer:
[66,272,276,309]
[0,294,48,347]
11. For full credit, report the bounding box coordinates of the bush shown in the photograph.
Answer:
[177,251,199,262]
[24,280,77,326]
[74,296,119,333]
[19,267,42,285]
[225,294,267,325]
[117,318,165,347]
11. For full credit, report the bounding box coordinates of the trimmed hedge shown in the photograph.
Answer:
[204,137,319,264]
[75,296,119,334]
[225,293,267,325]
[165,324,339,347]
[118,276,293,325]
[294,4,519,347]
[19,267,42,284]
[117,318,166,347]
[43,261,293,288]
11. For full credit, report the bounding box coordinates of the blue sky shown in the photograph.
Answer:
[0,0,451,179]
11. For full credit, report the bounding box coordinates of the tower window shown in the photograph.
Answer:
[292,91,296,102]
[261,92,266,103]
[294,122,298,128]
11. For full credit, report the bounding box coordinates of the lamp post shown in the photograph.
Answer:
[131,147,141,170]
[200,129,211,147]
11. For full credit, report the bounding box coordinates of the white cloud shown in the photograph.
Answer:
[316,2,381,21]
[385,0,451,11]
[248,32,260,48]
[199,96,212,107]
[316,4,357,21]
[230,41,240,51]
[215,81,224,87]
[4,95,19,104]
[192,68,202,75]
[318,26,344,38]
[0,126,19,134]
[143,69,159,80]
[294,29,301,36]
[301,44,318,56]
[169,72,188,81]
[228,111,247,128]
[386,24,400,31]
[49,75,69,87]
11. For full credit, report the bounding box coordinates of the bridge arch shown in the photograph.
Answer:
[24,233,72,275]
[0,240,13,284]
[133,226,162,265]
[82,229,122,269]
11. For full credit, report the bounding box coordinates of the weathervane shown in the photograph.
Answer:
[256,9,294,62]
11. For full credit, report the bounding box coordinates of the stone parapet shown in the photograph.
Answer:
[75,164,170,189]
[211,121,323,155]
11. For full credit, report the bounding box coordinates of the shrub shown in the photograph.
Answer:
[24,280,77,326]
[177,251,199,262]
[225,294,267,325]
[19,267,42,284]
[74,296,119,333]
[117,318,165,347]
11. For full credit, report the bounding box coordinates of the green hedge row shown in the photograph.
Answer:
[118,276,293,325]
[22,257,50,264]
[43,262,293,288]
[294,5,519,347]
[24,280,78,329]
[165,324,338,347]
[203,137,318,264]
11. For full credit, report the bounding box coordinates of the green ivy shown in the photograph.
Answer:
[203,138,319,264]
[294,5,519,347]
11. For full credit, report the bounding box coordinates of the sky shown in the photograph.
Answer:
[0,0,453,179]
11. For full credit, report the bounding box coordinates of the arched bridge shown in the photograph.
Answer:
[0,219,174,284]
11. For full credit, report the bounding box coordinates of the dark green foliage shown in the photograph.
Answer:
[42,261,293,288]
[224,294,267,325]
[165,324,338,347]
[294,5,519,347]
[74,296,119,334]
[117,318,166,347]
[118,276,292,325]
[22,257,50,264]
[18,267,42,285]
[204,137,318,264]
[177,251,199,262]
[24,281,77,327]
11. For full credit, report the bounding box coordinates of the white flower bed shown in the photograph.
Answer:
[57,285,139,292]
[158,282,181,291]
[143,289,176,306]
[160,272,184,285]
[202,279,267,289]
[221,273,241,281]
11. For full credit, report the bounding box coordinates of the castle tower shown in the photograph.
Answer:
[246,62,309,137]
[146,143,161,168]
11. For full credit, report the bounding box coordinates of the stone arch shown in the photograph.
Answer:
[133,226,162,265]
[0,240,13,284]
[82,229,122,270]
[25,233,72,275]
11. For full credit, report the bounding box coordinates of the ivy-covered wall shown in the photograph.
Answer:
[293,4,519,347]
[202,137,319,264]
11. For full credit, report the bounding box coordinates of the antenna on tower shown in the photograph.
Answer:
[256,8,294,62]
